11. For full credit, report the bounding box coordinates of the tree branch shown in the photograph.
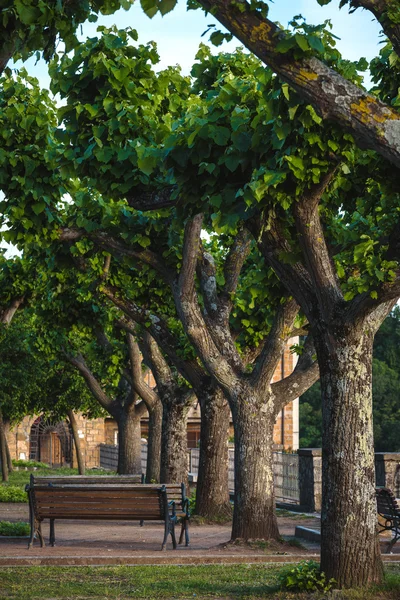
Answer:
[294,170,344,315]
[58,227,175,285]
[63,352,116,415]
[0,297,24,326]
[249,217,317,322]
[173,217,244,392]
[126,186,176,211]
[126,332,159,410]
[222,228,252,308]
[198,0,400,168]
[197,243,244,372]
[102,283,205,388]
[348,0,400,57]
[250,298,299,389]
[178,214,204,302]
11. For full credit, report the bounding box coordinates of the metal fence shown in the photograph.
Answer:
[100,444,300,504]
[188,448,299,504]
[273,452,299,504]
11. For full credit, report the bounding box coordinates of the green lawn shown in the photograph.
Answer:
[0,565,399,600]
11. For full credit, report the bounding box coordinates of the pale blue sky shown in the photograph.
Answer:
[20,0,381,90]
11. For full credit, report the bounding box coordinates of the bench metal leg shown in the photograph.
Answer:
[170,520,177,550]
[161,521,169,551]
[184,519,190,547]
[37,520,45,548]
[28,515,35,549]
[178,518,190,546]
[49,519,55,547]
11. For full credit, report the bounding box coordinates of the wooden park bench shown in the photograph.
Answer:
[376,487,400,553]
[25,475,178,551]
[140,482,190,546]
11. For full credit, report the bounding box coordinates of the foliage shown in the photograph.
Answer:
[11,459,49,469]
[0,520,29,536]
[278,560,336,593]
[0,0,135,66]
[0,485,27,502]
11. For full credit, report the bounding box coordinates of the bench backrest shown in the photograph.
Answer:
[376,487,400,521]
[141,483,185,506]
[32,475,143,486]
[29,481,165,521]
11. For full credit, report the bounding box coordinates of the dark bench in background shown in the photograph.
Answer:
[376,486,400,553]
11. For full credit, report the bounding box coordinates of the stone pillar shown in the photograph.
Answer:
[298,448,322,512]
[375,453,400,497]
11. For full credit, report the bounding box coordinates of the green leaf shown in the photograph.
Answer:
[295,34,309,52]
[140,0,159,18]
[159,0,178,16]
[32,202,46,216]
[281,84,290,101]
[137,155,157,175]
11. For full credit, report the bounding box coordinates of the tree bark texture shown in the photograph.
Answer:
[3,419,13,472]
[195,388,231,520]
[117,405,143,475]
[230,391,279,541]
[0,409,9,482]
[68,410,85,475]
[160,401,190,485]
[146,400,162,483]
[316,329,383,586]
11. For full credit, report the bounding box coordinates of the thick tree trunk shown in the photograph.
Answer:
[146,401,162,483]
[231,392,279,541]
[160,402,189,485]
[195,388,231,520]
[68,410,85,475]
[316,329,383,587]
[0,409,9,482]
[117,406,142,475]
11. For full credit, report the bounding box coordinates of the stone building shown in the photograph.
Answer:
[6,340,299,469]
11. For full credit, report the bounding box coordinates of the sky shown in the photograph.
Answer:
[3,0,383,257]
[20,0,382,91]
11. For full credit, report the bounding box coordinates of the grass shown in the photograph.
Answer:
[0,467,115,502]
[0,564,399,599]
[0,521,30,536]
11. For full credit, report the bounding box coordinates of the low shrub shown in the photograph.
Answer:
[279,560,336,592]
[12,459,49,469]
[0,521,30,536]
[0,486,27,503]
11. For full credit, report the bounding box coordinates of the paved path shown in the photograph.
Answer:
[0,503,398,566]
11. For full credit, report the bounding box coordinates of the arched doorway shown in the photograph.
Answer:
[29,417,72,467]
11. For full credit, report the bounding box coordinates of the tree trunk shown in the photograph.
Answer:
[3,419,13,472]
[160,402,189,485]
[68,410,85,475]
[196,387,231,520]
[0,409,9,482]
[230,391,279,541]
[316,329,383,586]
[117,406,142,475]
[146,400,162,483]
